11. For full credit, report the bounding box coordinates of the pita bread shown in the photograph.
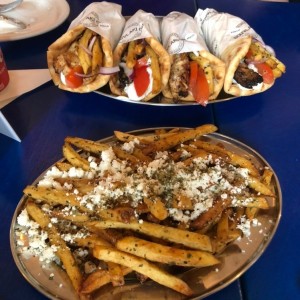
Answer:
[47,24,113,93]
[109,37,171,101]
[162,51,225,102]
[221,36,273,96]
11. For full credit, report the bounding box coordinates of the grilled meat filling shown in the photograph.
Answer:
[234,63,263,89]
[169,53,190,99]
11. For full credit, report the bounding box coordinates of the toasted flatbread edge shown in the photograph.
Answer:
[47,24,113,93]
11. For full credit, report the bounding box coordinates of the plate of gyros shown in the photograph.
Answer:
[46,3,285,106]
[11,124,281,299]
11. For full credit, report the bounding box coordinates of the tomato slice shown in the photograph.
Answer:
[133,65,150,97]
[189,61,198,95]
[65,66,84,88]
[255,62,274,84]
[189,61,209,106]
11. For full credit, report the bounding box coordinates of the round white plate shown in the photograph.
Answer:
[0,0,70,41]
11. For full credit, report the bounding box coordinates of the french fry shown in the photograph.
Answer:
[114,130,176,143]
[98,207,138,223]
[23,185,89,211]
[112,146,139,164]
[81,267,132,294]
[192,140,260,177]
[26,201,82,293]
[191,197,232,231]
[126,40,137,68]
[55,161,73,171]
[107,262,126,286]
[116,236,220,267]
[146,45,161,94]
[65,136,109,154]
[248,176,274,196]
[54,177,96,194]
[78,29,93,74]
[92,37,103,73]
[88,220,212,252]
[63,142,90,171]
[143,124,218,154]
[93,246,194,296]
[74,234,112,249]
[143,197,168,220]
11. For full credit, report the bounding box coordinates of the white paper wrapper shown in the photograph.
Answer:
[118,10,160,44]
[161,12,208,55]
[194,8,271,57]
[69,2,125,49]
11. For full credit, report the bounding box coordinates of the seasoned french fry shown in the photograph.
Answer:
[114,130,176,143]
[126,40,137,68]
[26,201,82,293]
[54,177,96,194]
[192,140,260,177]
[81,267,132,294]
[143,197,168,220]
[144,124,218,154]
[78,29,93,74]
[146,45,161,94]
[112,146,139,164]
[65,136,109,154]
[216,210,229,242]
[248,176,274,196]
[107,262,125,286]
[98,207,138,223]
[23,185,89,211]
[191,197,232,231]
[88,220,212,252]
[63,142,90,171]
[93,246,194,296]
[55,161,73,171]
[74,234,112,249]
[92,37,103,73]
[116,236,220,268]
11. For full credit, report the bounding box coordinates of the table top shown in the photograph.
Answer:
[0,0,299,299]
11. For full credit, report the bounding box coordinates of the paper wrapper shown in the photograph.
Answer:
[194,8,268,58]
[161,11,208,54]
[161,12,225,102]
[69,2,125,49]
[194,8,280,96]
[118,10,161,44]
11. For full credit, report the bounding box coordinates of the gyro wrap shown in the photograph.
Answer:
[161,11,225,105]
[109,10,170,102]
[47,2,125,93]
[195,8,285,96]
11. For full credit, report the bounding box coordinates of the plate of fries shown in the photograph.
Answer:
[10,124,281,299]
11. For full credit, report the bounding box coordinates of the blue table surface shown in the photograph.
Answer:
[0,0,299,299]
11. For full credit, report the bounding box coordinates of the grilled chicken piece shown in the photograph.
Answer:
[169,53,190,99]
[234,63,263,89]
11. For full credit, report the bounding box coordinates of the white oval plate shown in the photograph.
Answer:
[0,0,70,41]
[10,129,281,299]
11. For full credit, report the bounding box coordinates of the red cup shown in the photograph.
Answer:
[0,48,10,92]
